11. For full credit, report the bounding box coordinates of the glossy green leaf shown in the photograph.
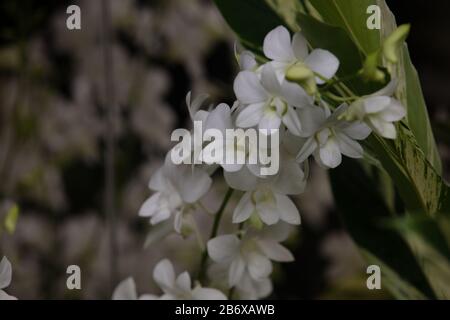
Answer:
[390,214,450,299]
[308,0,380,55]
[330,159,435,298]
[213,0,286,55]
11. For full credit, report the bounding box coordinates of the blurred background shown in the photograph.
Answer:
[0,0,448,299]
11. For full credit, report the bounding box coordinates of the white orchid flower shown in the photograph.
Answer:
[112,277,157,300]
[224,146,305,226]
[296,104,372,168]
[234,63,312,136]
[235,274,273,300]
[263,25,339,84]
[151,259,226,300]
[0,256,17,300]
[207,262,272,300]
[139,154,212,233]
[207,225,294,287]
[346,80,406,139]
[201,102,277,175]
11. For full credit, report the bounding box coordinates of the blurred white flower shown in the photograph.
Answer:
[139,155,212,233]
[235,274,273,300]
[263,25,339,84]
[207,225,294,287]
[112,277,157,300]
[152,259,226,300]
[346,80,406,139]
[296,104,371,168]
[0,256,17,300]
[234,64,312,136]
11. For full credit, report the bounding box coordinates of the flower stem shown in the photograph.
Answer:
[324,91,358,102]
[197,187,234,282]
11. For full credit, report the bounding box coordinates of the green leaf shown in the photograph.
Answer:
[390,214,450,299]
[329,158,435,298]
[296,13,385,94]
[378,1,442,173]
[361,250,427,299]
[213,0,286,54]
[308,0,381,55]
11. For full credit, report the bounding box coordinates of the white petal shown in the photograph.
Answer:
[247,252,273,280]
[138,193,161,218]
[224,166,259,191]
[342,121,372,140]
[305,49,339,84]
[378,99,406,122]
[319,137,342,168]
[175,271,192,292]
[233,192,255,223]
[260,221,292,242]
[139,294,159,300]
[194,110,209,123]
[159,293,176,300]
[236,102,265,128]
[251,278,273,299]
[221,162,244,173]
[369,116,397,139]
[148,167,168,191]
[0,257,12,290]
[256,200,280,225]
[239,50,257,70]
[170,165,212,203]
[279,80,312,107]
[271,158,306,195]
[204,103,233,134]
[292,32,308,60]
[0,290,17,300]
[229,256,246,287]
[270,61,290,82]
[259,113,281,131]
[369,78,397,97]
[192,287,227,300]
[275,194,301,225]
[282,107,302,136]
[150,207,172,225]
[187,92,209,120]
[153,259,176,294]
[207,235,240,263]
[335,132,364,158]
[261,64,281,94]
[263,26,295,62]
[362,96,391,113]
[112,278,138,300]
[257,239,294,262]
[234,71,268,104]
[296,106,326,137]
[296,137,317,163]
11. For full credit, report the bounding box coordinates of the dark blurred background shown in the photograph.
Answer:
[0,0,448,299]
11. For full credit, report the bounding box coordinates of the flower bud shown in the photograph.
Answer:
[382,24,410,63]
[361,51,385,82]
[286,63,317,95]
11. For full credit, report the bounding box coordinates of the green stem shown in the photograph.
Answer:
[324,91,358,102]
[197,188,234,282]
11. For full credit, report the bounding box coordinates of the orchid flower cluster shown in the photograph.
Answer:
[114,26,406,300]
